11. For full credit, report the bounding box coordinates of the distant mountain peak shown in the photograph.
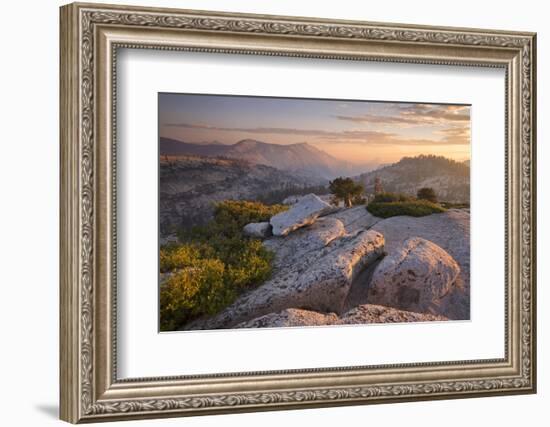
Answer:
[234,139,263,146]
[289,142,318,151]
[160,136,362,180]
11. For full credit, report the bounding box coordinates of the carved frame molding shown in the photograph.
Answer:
[60,2,536,423]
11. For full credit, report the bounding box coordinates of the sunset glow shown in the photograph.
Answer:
[159,93,471,167]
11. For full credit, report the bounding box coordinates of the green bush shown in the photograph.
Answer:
[367,200,446,218]
[214,200,287,230]
[417,187,438,203]
[160,200,284,331]
[160,244,201,273]
[224,239,273,290]
[372,192,413,203]
[186,200,287,240]
[160,258,227,331]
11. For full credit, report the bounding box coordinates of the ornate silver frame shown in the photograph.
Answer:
[60,2,537,423]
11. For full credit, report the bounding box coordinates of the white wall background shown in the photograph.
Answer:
[0,0,545,426]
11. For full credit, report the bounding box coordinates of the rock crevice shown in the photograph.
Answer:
[186,199,470,330]
[184,228,385,330]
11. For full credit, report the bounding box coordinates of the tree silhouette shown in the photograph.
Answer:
[417,187,438,203]
[329,177,365,208]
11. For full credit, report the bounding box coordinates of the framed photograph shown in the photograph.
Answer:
[60,2,537,423]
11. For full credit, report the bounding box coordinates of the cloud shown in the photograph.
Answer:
[163,109,470,146]
[163,122,332,137]
[434,124,471,145]
[400,104,470,122]
[334,114,419,125]
[335,104,470,127]
[317,130,467,146]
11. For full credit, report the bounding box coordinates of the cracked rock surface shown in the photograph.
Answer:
[270,193,332,236]
[367,237,460,316]
[185,206,470,330]
[184,228,385,330]
[235,304,448,329]
[263,217,346,270]
[371,209,470,319]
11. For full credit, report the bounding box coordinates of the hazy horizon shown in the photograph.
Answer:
[159,93,471,165]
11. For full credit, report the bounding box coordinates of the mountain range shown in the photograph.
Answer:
[160,155,326,235]
[160,137,362,181]
[357,155,470,203]
[160,151,471,237]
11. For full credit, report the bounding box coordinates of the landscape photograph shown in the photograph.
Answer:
[158,93,471,332]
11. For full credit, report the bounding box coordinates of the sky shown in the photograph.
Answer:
[159,93,471,166]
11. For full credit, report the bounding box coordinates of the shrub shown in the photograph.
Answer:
[159,239,274,330]
[224,239,273,290]
[214,200,287,230]
[367,200,446,218]
[160,200,284,330]
[417,187,438,203]
[372,192,413,203]
[160,244,201,273]
[160,258,227,331]
[182,200,287,242]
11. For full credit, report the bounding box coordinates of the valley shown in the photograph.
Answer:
[160,140,470,240]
